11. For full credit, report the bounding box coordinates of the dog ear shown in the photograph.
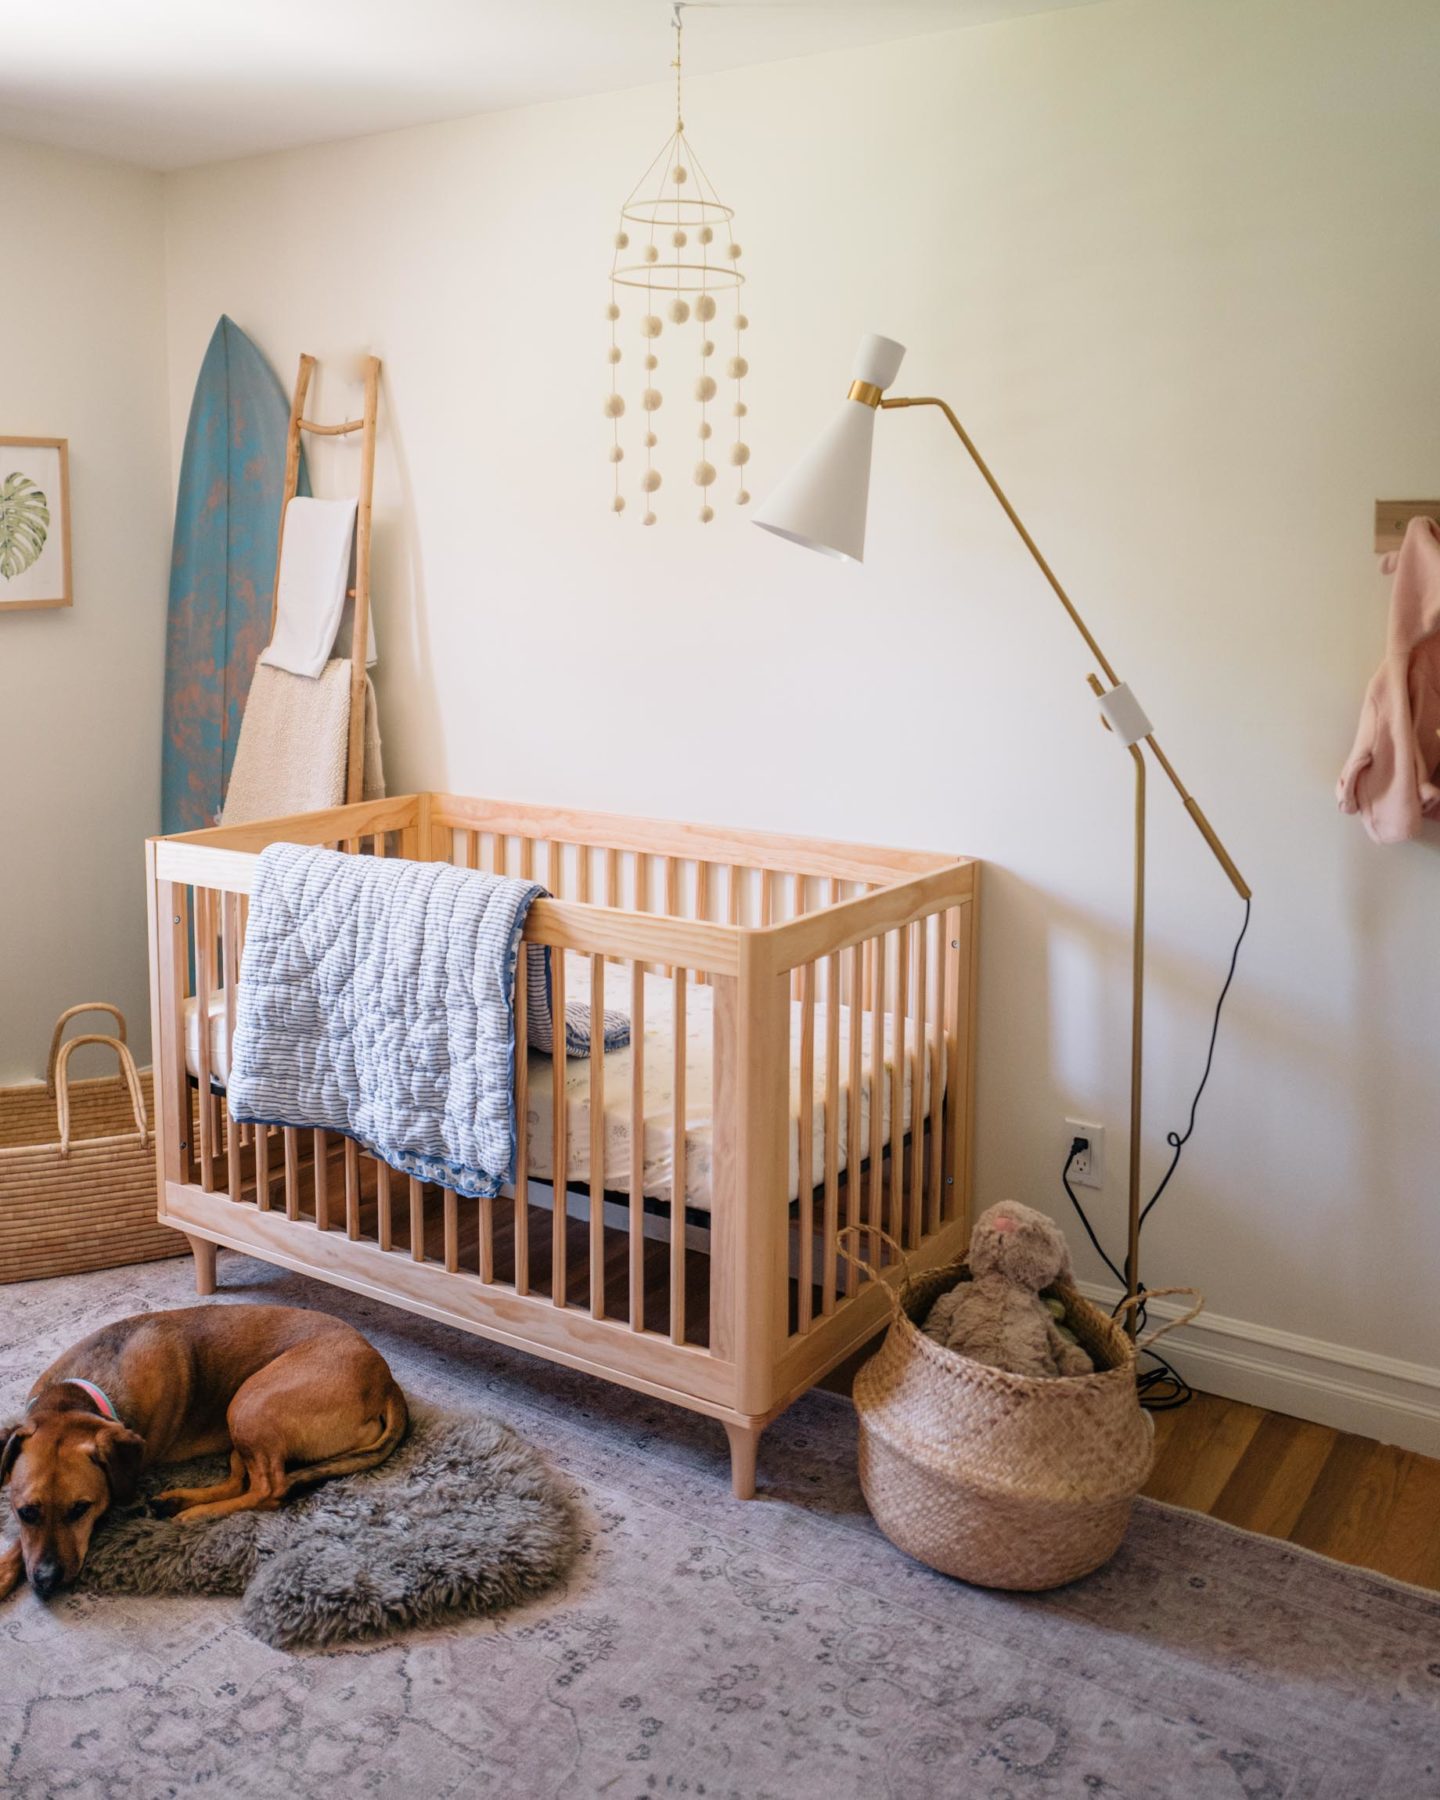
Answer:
[1,1421,32,1489]
[90,1423,145,1506]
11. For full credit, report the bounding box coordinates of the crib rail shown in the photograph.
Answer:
[146,794,978,1450]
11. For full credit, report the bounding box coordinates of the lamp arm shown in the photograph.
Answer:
[882,395,1251,901]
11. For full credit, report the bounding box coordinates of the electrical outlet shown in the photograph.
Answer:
[1065,1119,1105,1190]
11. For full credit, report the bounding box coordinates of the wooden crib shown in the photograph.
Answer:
[144,794,979,1497]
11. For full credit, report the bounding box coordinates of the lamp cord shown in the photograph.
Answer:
[1060,894,1251,1411]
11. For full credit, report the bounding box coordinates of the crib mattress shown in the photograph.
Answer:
[184,953,943,1212]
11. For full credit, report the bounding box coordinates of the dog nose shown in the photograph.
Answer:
[30,1559,63,1600]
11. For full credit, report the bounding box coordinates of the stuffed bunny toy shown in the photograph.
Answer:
[923,1200,1095,1378]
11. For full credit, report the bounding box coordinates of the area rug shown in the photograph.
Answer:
[76,1408,581,1650]
[3,1254,1439,1799]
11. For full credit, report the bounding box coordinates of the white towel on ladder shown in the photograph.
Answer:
[259,496,372,679]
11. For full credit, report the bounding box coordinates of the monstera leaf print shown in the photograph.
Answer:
[0,471,50,580]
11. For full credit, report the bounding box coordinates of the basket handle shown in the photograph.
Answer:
[1114,1286,1205,1353]
[55,1034,148,1158]
[835,1225,912,1317]
[47,1004,128,1097]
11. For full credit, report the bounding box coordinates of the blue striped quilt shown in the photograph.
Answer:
[226,843,628,1199]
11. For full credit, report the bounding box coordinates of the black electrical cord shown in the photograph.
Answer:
[1059,895,1252,1411]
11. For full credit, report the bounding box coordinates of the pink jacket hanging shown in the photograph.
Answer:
[1337,515,1440,844]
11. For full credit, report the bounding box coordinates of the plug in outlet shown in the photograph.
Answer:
[1065,1119,1105,1190]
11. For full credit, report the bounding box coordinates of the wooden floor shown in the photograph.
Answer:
[1144,1394,1440,1589]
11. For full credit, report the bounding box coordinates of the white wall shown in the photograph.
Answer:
[0,141,170,1083]
[160,0,1440,1435]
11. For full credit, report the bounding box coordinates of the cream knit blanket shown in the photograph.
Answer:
[222,658,384,825]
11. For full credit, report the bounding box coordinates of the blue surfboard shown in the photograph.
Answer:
[161,316,307,834]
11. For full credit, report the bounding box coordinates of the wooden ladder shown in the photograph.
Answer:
[270,352,381,805]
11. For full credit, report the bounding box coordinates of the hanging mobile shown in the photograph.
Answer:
[605,2,750,525]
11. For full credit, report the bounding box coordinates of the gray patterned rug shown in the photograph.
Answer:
[2,1253,1438,1800]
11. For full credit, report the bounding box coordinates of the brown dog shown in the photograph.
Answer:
[0,1304,407,1601]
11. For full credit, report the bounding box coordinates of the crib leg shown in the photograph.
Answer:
[724,1420,763,1501]
[185,1235,218,1297]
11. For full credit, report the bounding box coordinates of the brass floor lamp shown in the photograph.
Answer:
[754,334,1251,1330]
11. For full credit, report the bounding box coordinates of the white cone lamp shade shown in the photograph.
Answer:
[753,334,906,563]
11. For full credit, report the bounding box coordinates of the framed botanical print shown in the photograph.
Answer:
[0,437,71,611]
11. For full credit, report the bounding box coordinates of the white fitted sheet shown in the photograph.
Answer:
[185,951,944,1213]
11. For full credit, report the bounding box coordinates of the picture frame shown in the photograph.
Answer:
[0,436,72,611]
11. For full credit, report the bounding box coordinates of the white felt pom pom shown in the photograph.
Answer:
[642,387,663,412]
[614,231,629,249]
[644,431,658,448]
[727,356,749,380]
[730,442,750,466]
[698,225,714,244]
[644,353,658,370]
[733,400,748,417]
[641,314,663,338]
[699,505,715,523]
[695,375,717,401]
[606,345,622,364]
[695,461,717,488]
[643,511,656,526]
[671,229,687,248]
[694,294,717,323]
[726,243,742,259]
[736,490,750,506]
[643,244,660,263]
[701,340,715,357]
[668,298,691,324]
[603,393,625,418]
[608,445,624,463]
[735,313,749,330]
[641,468,662,493]
[698,421,712,440]
[612,494,626,513]
[605,302,620,321]
[672,164,688,184]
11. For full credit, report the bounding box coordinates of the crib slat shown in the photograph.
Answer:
[377,1159,393,1250]
[629,961,645,1333]
[444,1188,458,1272]
[345,1137,361,1240]
[578,845,592,904]
[797,960,816,1333]
[255,1124,271,1215]
[465,829,479,870]
[822,948,841,1315]
[761,867,775,927]
[478,1189,494,1284]
[548,839,563,898]
[605,846,621,911]
[514,951,530,1296]
[410,1177,424,1263]
[845,940,865,1295]
[282,1128,299,1219]
[727,863,742,927]
[945,902,971,1231]
[194,887,215,1191]
[587,955,606,1317]
[313,1130,331,1230]
[890,927,908,1247]
[927,913,945,1236]
[669,968,687,1345]
[664,856,679,916]
[868,936,887,1257]
[520,838,535,882]
[223,893,242,1203]
[790,874,807,1000]
[551,947,568,1307]
[909,922,927,1249]
[695,862,712,986]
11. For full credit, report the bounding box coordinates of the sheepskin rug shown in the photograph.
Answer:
[74,1406,581,1650]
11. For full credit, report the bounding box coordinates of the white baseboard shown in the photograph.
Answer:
[1076,1280,1440,1459]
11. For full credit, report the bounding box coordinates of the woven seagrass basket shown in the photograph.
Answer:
[843,1228,1201,1591]
[1,1005,188,1284]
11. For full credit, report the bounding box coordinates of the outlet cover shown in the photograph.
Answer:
[1064,1119,1104,1190]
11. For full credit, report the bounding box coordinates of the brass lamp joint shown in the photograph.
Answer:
[847,379,883,408]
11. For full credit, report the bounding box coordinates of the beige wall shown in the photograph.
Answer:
[18,0,1434,1429]
[0,140,170,1083]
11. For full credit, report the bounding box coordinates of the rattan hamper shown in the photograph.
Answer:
[1,1005,188,1283]
[844,1229,1201,1591]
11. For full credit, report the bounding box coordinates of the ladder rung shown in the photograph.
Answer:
[298,417,366,436]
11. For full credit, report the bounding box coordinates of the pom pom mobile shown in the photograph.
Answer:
[606,2,750,524]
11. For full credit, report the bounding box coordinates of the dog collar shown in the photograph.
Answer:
[26,1378,122,1424]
